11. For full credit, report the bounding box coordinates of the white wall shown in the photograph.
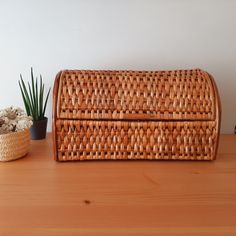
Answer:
[0,0,235,133]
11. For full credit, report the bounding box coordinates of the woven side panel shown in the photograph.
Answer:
[55,120,217,161]
[57,69,215,120]
[0,129,30,162]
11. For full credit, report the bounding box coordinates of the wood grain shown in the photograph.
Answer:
[0,134,235,235]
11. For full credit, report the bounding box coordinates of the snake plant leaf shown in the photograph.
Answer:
[39,75,43,118]
[18,81,30,116]
[19,76,33,114]
[43,87,51,117]
[35,77,39,120]
[31,67,37,117]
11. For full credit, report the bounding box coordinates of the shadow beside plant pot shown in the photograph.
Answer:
[30,117,48,140]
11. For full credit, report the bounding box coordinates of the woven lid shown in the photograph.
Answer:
[56,69,216,120]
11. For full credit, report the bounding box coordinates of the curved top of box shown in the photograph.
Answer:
[53,69,220,121]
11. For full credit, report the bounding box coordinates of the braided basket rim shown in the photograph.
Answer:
[0,128,28,139]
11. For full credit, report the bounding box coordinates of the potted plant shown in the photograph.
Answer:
[19,68,51,140]
[0,107,32,161]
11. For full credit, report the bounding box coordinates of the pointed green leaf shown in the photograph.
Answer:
[27,82,36,120]
[19,81,30,115]
[35,77,39,120]
[31,67,37,118]
[39,75,43,118]
[43,88,51,117]
[20,75,34,116]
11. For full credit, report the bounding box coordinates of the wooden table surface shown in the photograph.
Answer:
[0,134,236,236]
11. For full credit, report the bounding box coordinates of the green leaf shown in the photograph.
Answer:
[43,88,51,117]
[39,75,43,118]
[20,75,34,117]
[27,82,36,120]
[31,67,37,119]
[35,77,39,120]
[19,81,30,115]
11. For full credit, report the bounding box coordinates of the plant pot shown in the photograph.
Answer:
[30,117,48,140]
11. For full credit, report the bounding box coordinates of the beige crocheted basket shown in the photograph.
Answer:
[0,129,30,162]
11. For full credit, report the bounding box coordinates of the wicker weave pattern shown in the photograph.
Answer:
[53,69,221,161]
[56,120,217,161]
[0,129,30,162]
[57,69,215,120]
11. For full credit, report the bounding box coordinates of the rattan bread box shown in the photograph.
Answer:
[53,69,221,161]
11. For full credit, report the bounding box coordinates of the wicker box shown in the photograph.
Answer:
[52,69,221,161]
